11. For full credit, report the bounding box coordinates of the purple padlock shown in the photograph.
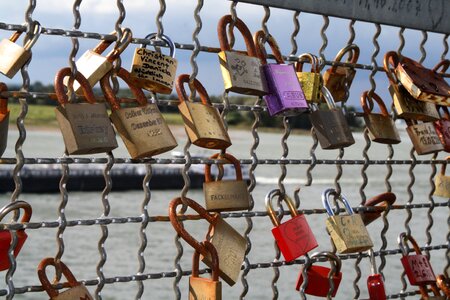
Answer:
[254,30,308,116]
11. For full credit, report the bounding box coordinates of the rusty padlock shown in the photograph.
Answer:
[169,197,246,286]
[366,249,387,300]
[203,152,250,212]
[406,119,443,155]
[0,82,9,157]
[295,251,343,297]
[100,67,177,158]
[38,257,94,300]
[309,86,355,149]
[433,157,450,198]
[55,68,118,155]
[323,188,373,254]
[361,91,401,144]
[434,106,450,152]
[217,15,267,96]
[0,21,41,78]
[253,30,308,116]
[296,53,322,103]
[265,189,318,262]
[129,33,177,94]
[0,201,31,271]
[383,51,440,121]
[359,192,396,226]
[189,241,222,300]
[323,44,359,102]
[436,274,450,298]
[176,74,231,150]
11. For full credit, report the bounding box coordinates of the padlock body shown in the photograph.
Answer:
[326,215,373,253]
[323,66,356,102]
[178,101,231,149]
[0,230,27,270]
[55,103,118,155]
[309,109,355,149]
[296,71,322,102]
[204,180,250,212]
[111,104,177,158]
[218,50,267,96]
[271,214,318,262]
[401,254,436,285]
[406,122,443,155]
[367,274,387,300]
[0,39,31,78]
[51,284,93,300]
[0,111,9,157]
[130,48,177,94]
[295,265,342,297]
[434,119,450,152]
[364,114,401,144]
[262,64,308,116]
[434,172,450,198]
[189,276,222,300]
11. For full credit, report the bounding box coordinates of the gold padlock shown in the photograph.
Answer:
[129,33,177,94]
[296,53,322,103]
[204,152,250,212]
[176,74,231,150]
[323,44,359,102]
[322,188,373,254]
[361,90,401,144]
[0,21,41,78]
[0,83,9,157]
[434,157,450,198]
[406,119,443,155]
[217,15,267,96]
[100,67,177,158]
[38,257,94,300]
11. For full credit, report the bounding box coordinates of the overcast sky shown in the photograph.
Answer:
[0,0,448,109]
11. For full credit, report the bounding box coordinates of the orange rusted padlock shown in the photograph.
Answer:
[359,192,396,226]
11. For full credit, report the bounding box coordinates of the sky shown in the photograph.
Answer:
[0,0,448,109]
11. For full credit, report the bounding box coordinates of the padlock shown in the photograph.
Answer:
[176,74,231,150]
[295,251,343,297]
[433,158,450,198]
[323,44,359,102]
[0,82,9,157]
[203,152,250,212]
[434,106,450,152]
[169,197,246,286]
[265,189,317,262]
[100,67,177,158]
[383,51,440,121]
[38,257,93,300]
[68,29,132,93]
[367,249,387,300]
[55,67,118,155]
[217,15,267,96]
[295,53,322,103]
[406,119,443,155]
[436,274,450,298]
[322,188,373,253]
[0,21,41,78]
[189,241,222,300]
[253,30,308,116]
[309,86,355,149]
[129,33,177,94]
[359,192,396,226]
[0,201,31,271]
[361,91,401,144]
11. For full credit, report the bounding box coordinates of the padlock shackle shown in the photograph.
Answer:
[306,251,342,274]
[217,14,258,57]
[363,192,396,208]
[383,51,400,86]
[432,59,450,74]
[321,86,337,110]
[106,28,133,62]
[37,257,80,298]
[397,232,423,257]
[265,189,298,227]
[141,33,176,58]
[360,91,390,117]
[100,67,148,111]
[192,241,219,281]
[367,249,378,275]
[322,188,354,216]
[330,44,359,72]
[0,82,8,115]
[54,67,97,105]
[253,30,284,65]
[204,152,243,182]
[295,53,320,73]
[0,200,32,224]
[175,74,212,105]
[9,21,41,52]
[436,274,450,297]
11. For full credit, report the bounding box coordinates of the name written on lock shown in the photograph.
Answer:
[209,193,247,202]
[338,216,372,245]
[123,108,165,137]
[413,126,441,145]
[132,49,176,88]
[230,58,262,87]
[409,256,435,279]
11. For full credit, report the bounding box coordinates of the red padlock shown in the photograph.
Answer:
[265,189,318,262]
[434,106,450,152]
[0,201,32,270]
[398,232,436,286]
[359,192,396,226]
[296,251,342,297]
[367,249,386,300]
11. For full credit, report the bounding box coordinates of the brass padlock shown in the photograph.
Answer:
[38,257,94,300]
[434,158,450,198]
[322,188,373,254]
[0,21,41,78]
[189,241,222,300]
[406,119,443,155]
[0,83,9,157]
[361,90,401,144]
[176,74,231,150]
[204,152,250,212]
[55,67,118,155]
[129,33,177,94]
[296,53,322,103]
[309,86,355,149]
[323,44,359,102]
[100,67,177,158]
[217,15,267,96]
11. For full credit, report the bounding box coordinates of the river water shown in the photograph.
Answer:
[0,127,448,299]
